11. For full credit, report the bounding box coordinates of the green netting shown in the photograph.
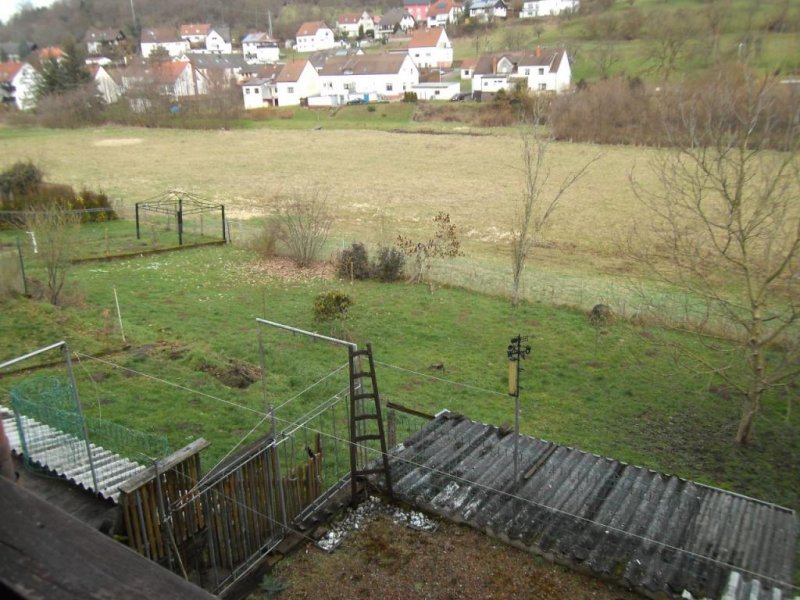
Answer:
[11,376,169,464]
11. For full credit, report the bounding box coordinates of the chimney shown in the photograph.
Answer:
[535,46,541,57]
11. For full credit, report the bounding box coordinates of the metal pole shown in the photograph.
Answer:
[113,287,126,343]
[177,198,183,246]
[16,237,28,296]
[507,335,530,484]
[221,205,226,243]
[258,326,269,415]
[271,409,288,534]
[135,203,141,239]
[63,344,99,493]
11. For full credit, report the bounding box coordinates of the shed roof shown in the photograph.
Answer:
[381,412,797,600]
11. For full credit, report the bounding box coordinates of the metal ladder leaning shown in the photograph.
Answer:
[347,343,393,505]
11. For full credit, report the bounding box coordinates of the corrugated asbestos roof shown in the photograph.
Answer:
[2,410,146,503]
[380,412,797,600]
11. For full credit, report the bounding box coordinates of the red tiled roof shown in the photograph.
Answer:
[180,23,210,37]
[296,21,330,37]
[428,0,460,17]
[277,60,309,83]
[337,13,362,25]
[460,58,477,69]
[39,47,64,60]
[141,28,182,44]
[0,62,24,82]
[408,27,445,49]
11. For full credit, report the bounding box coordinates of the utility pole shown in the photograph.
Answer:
[507,334,531,483]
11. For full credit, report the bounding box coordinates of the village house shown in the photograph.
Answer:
[185,53,248,88]
[471,47,570,95]
[309,47,364,72]
[403,0,430,22]
[336,11,375,39]
[460,57,477,79]
[242,32,280,64]
[83,28,126,56]
[274,59,320,106]
[408,27,453,68]
[180,24,210,47]
[88,63,120,104]
[241,64,282,109]
[140,28,190,58]
[375,9,416,36]
[427,0,463,28]
[121,60,207,101]
[411,80,461,100]
[317,53,419,103]
[468,0,508,21]
[0,61,39,110]
[205,26,233,54]
[520,0,578,18]
[295,21,336,53]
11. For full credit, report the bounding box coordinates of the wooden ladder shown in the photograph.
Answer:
[348,343,393,505]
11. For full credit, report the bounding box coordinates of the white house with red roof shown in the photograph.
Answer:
[520,0,578,18]
[241,64,282,108]
[403,0,430,22]
[427,1,463,27]
[180,24,210,46]
[141,28,190,58]
[317,53,419,102]
[0,62,39,110]
[275,59,320,106]
[336,11,374,39]
[408,27,453,68]
[295,22,336,53]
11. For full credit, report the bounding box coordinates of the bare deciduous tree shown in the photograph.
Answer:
[271,190,333,268]
[511,123,600,307]
[630,70,800,444]
[23,201,79,305]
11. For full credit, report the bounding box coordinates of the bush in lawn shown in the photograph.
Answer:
[0,160,44,202]
[371,245,405,282]
[402,91,418,103]
[313,291,353,325]
[271,190,333,268]
[337,242,370,281]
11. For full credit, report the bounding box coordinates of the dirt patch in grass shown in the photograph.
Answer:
[199,359,261,389]
[268,516,642,600]
[232,257,336,285]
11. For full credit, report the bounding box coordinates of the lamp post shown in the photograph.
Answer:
[507,335,531,482]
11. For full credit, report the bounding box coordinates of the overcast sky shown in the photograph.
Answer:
[0,0,58,25]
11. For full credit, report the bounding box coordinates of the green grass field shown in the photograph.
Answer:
[1,243,797,517]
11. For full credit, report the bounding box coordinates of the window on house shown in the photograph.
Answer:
[538,83,547,90]
[254,89,260,94]
[288,86,294,93]
[386,83,393,91]
[245,88,251,94]
[434,90,440,95]
[538,68,545,75]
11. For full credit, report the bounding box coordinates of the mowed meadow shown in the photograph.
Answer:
[0,125,644,274]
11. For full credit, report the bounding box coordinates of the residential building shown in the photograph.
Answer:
[241,64,282,109]
[140,28,190,58]
[460,57,477,79]
[242,32,280,64]
[520,0,578,18]
[471,47,570,95]
[427,1,463,27]
[403,0,430,22]
[468,0,508,21]
[205,26,232,53]
[180,24,210,46]
[408,27,453,68]
[336,11,374,39]
[317,53,419,102]
[309,47,364,72]
[411,81,460,100]
[185,53,248,87]
[295,21,336,53]
[275,60,320,106]
[83,28,126,55]
[87,64,120,103]
[0,61,39,109]
[121,60,206,99]
[376,9,416,36]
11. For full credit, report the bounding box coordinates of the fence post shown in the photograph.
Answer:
[16,237,28,296]
[271,409,289,534]
[62,344,99,492]
[387,410,396,449]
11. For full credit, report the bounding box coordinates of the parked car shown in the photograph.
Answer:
[450,92,470,102]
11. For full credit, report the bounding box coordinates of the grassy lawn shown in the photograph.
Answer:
[1,244,798,519]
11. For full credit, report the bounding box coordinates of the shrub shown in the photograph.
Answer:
[313,291,353,324]
[270,189,333,268]
[402,91,418,103]
[371,246,405,282]
[0,160,43,200]
[337,242,370,281]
